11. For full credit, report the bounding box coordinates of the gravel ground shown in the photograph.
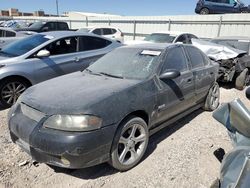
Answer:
[0,87,249,188]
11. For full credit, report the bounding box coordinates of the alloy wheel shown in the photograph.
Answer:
[117,123,147,166]
[1,82,27,105]
[210,83,220,109]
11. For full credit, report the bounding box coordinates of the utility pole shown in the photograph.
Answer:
[56,0,59,16]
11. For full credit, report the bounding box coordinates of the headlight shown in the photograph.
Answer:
[43,115,102,132]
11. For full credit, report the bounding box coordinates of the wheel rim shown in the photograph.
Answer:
[200,9,208,14]
[210,84,220,109]
[1,82,26,105]
[117,123,147,166]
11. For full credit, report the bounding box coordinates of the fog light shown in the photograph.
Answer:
[61,157,70,166]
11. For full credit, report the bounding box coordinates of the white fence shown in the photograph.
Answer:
[8,14,250,41]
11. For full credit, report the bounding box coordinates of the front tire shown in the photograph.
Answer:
[203,82,220,111]
[0,78,29,108]
[200,8,209,15]
[109,117,149,171]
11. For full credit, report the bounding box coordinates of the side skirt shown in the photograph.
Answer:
[149,104,203,136]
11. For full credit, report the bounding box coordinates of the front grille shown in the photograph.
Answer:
[20,103,45,122]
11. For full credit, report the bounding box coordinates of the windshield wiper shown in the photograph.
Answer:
[99,72,124,79]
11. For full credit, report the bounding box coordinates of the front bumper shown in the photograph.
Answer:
[8,105,117,169]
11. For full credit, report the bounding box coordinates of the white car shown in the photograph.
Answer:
[0,27,34,49]
[125,31,198,45]
[78,26,124,43]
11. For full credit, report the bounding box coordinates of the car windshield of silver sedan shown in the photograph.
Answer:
[144,33,176,43]
[0,34,50,57]
[87,48,162,80]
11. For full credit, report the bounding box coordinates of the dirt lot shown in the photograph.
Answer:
[0,87,249,188]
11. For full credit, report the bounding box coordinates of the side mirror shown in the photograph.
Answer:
[159,70,180,80]
[246,87,250,100]
[36,49,50,58]
[42,27,49,32]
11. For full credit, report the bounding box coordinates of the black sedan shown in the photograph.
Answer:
[8,43,220,171]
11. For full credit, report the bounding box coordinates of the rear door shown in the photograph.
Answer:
[184,46,215,102]
[155,46,195,124]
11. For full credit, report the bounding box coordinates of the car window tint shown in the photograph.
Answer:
[111,29,117,34]
[44,22,56,31]
[92,29,102,35]
[78,36,111,51]
[5,31,16,37]
[186,46,205,69]
[161,47,188,73]
[58,23,68,30]
[0,30,3,37]
[45,37,77,55]
[175,35,187,44]
[103,28,112,35]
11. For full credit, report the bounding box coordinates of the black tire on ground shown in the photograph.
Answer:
[241,10,249,13]
[235,68,249,90]
[0,78,30,108]
[203,82,220,111]
[200,8,209,15]
[109,116,149,171]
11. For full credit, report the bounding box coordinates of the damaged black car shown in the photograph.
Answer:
[8,43,219,171]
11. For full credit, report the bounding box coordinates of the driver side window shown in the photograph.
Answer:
[161,47,188,74]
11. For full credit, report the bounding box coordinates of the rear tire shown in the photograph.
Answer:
[203,82,220,111]
[0,78,30,108]
[235,68,249,90]
[200,8,209,15]
[109,116,149,171]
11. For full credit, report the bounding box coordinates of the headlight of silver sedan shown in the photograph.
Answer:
[43,115,102,132]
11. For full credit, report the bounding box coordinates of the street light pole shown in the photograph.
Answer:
[56,0,59,16]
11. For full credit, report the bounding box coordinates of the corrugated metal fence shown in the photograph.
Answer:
[6,14,250,40]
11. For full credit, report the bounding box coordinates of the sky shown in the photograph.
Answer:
[2,0,250,16]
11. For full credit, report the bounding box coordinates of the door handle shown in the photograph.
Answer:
[74,57,80,62]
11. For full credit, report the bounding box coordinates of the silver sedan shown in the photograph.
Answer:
[0,31,122,107]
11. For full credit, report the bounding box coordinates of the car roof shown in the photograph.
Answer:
[0,27,16,33]
[81,26,119,30]
[39,31,104,39]
[212,36,250,40]
[151,31,190,36]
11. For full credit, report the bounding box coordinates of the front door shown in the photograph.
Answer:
[154,46,195,125]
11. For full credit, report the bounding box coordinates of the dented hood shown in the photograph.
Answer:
[192,38,247,61]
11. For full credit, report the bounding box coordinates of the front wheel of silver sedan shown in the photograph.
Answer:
[0,78,30,108]
[109,117,149,171]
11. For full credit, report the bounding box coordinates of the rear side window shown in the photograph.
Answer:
[58,22,68,30]
[185,46,205,69]
[6,31,16,37]
[44,22,56,31]
[175,35,187,44]
[161,47,188,73]
[79,36,111,51]
[92,29,102,35]
[0,30,3,37]
[111,29,117,34]
[103,28,112,35]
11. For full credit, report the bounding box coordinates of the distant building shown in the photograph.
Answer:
[0,10,9,16]
[0,8,57,17]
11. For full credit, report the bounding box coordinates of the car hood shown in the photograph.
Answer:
[20,71,141,115]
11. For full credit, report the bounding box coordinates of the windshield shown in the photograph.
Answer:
[29,21,45,29]
[212,40,250,52]
[87,48,162,80]
[0,34,50,57]
[144,33,176,43]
